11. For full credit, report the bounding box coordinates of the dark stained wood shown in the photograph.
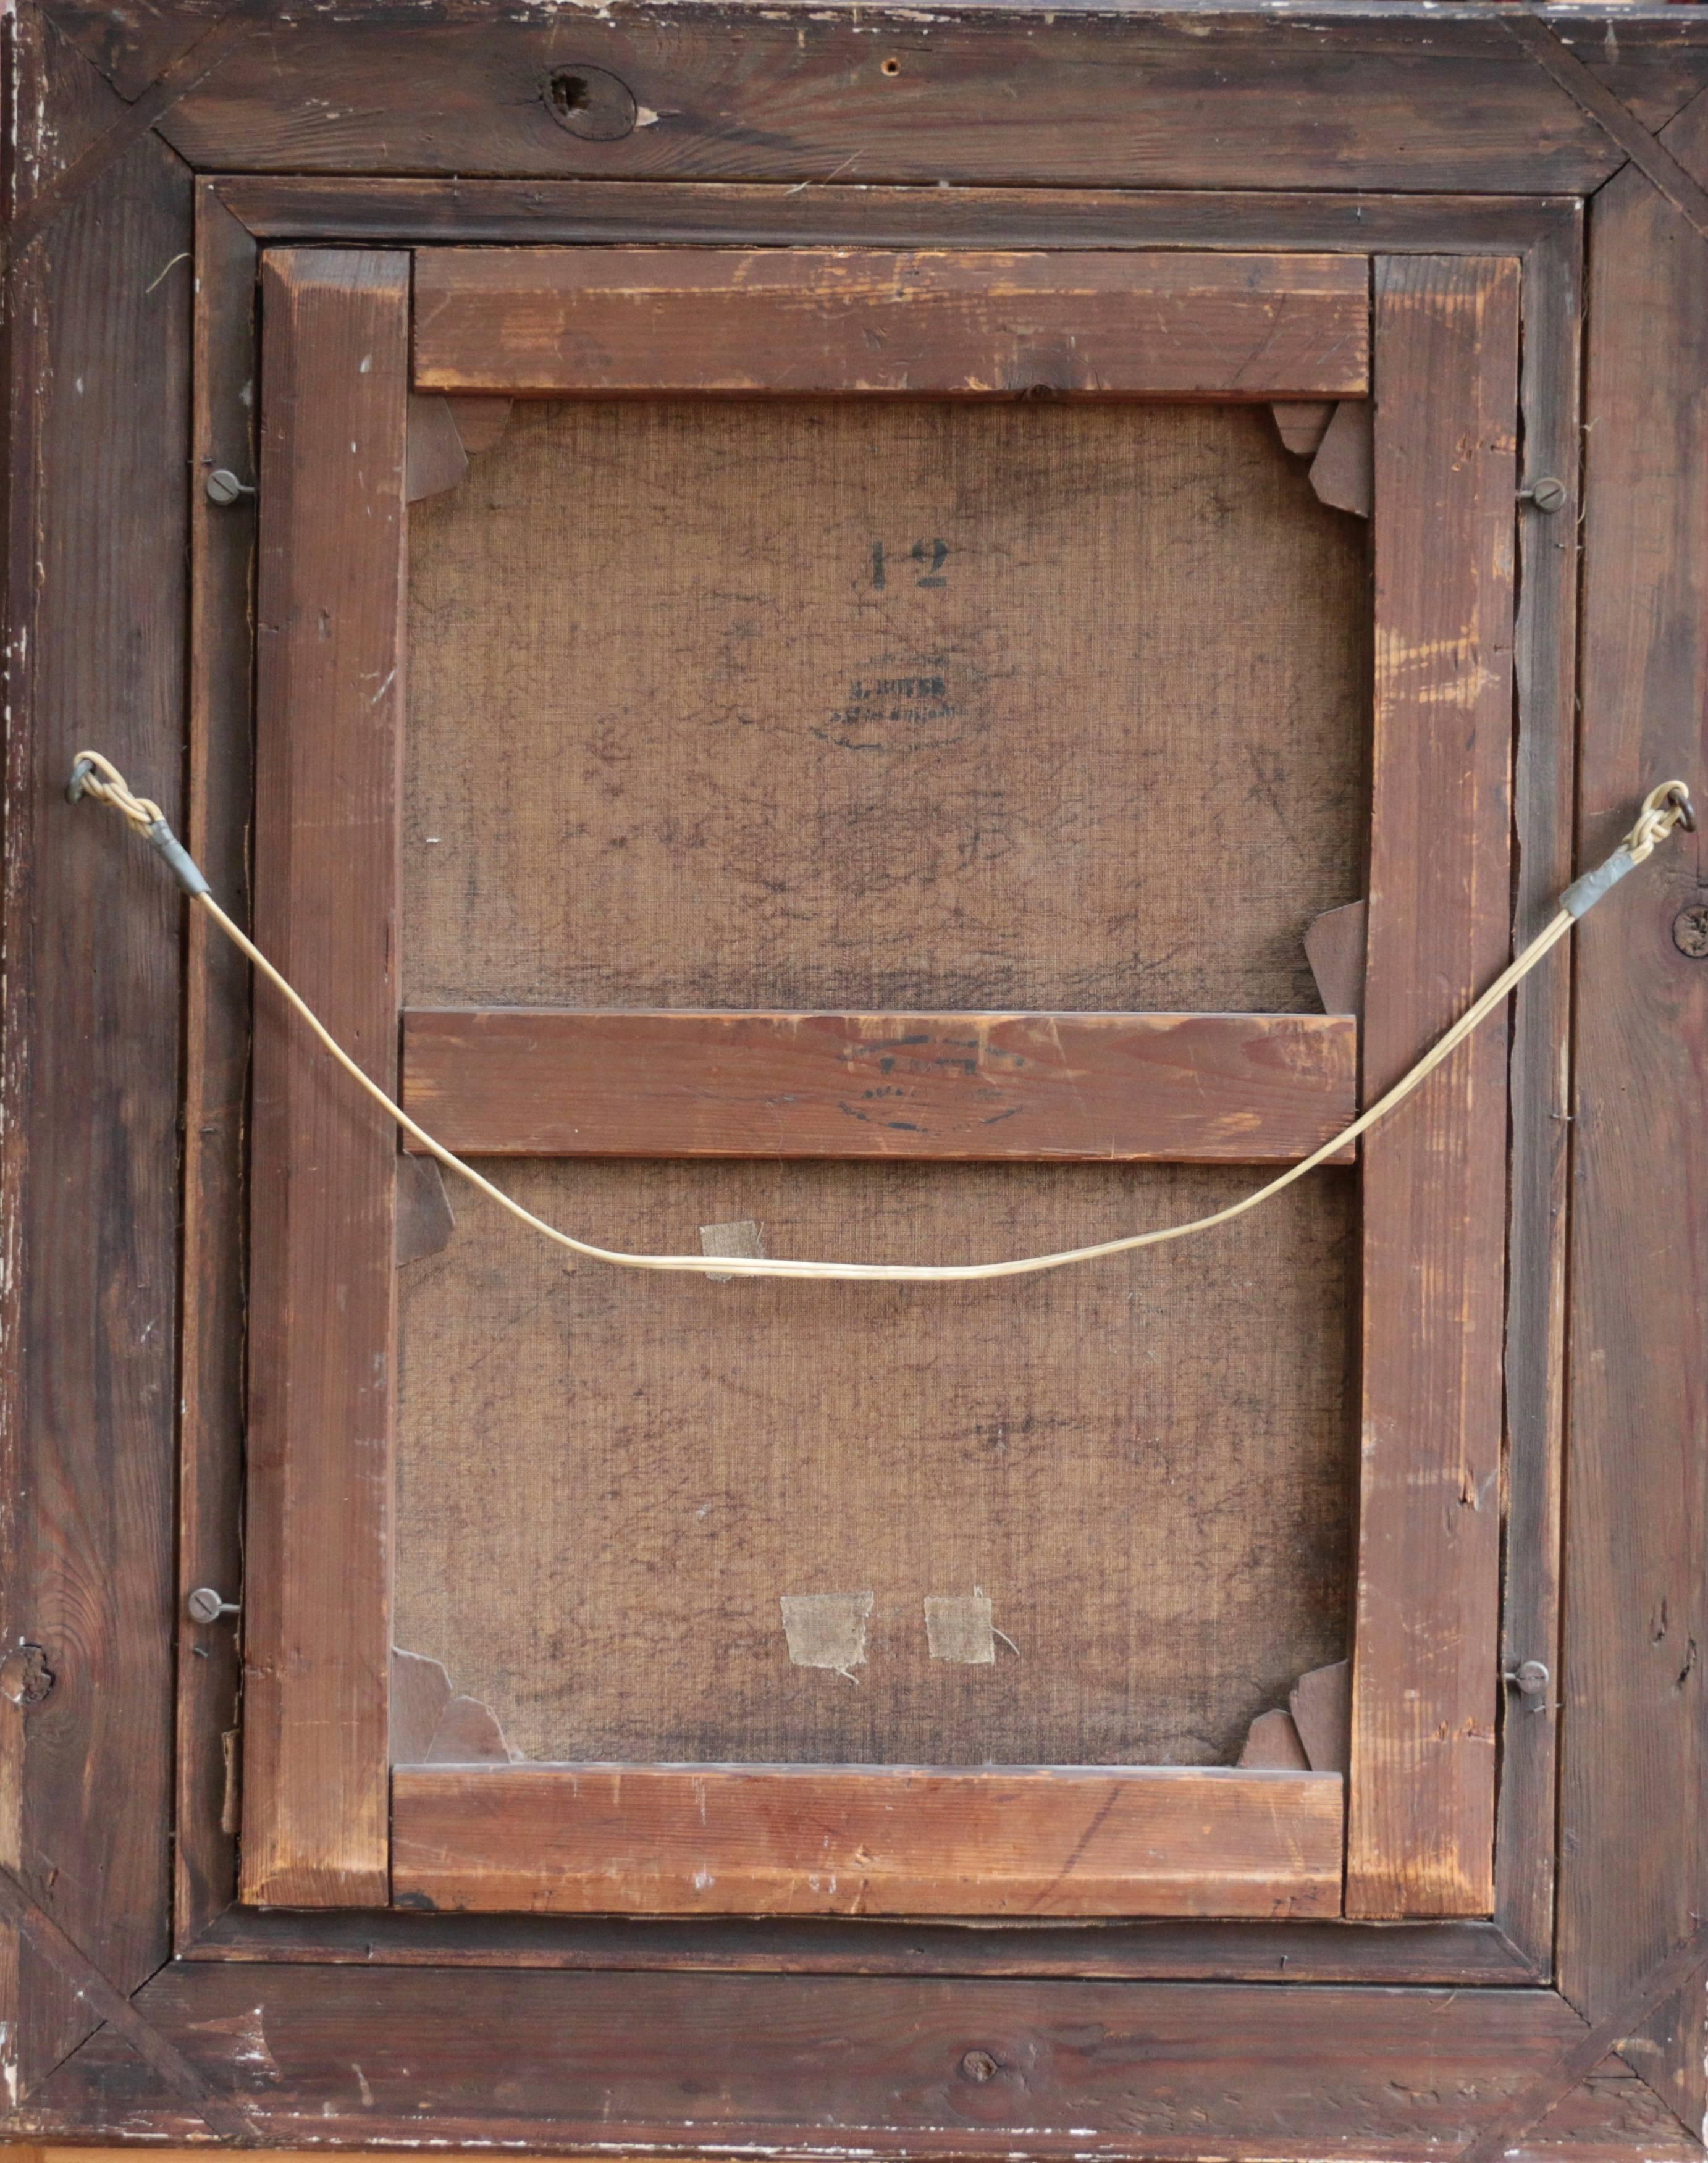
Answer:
[1563,87,1708,2133]
[1346,256,1519,1920]
[0,5,191,2085]
[1463,1931,1708,2163]
[1502,11,1708,246]
[175,176,256,1951]
[40,0,233,103]
[19,6,131,193]
[0,2,258,277]
[393,1764,1345,1920]
[401,1009,1359,1165]
[0,1870,250,2143]
[242,248,410,1909]
[1497,198,1584,1978]
[30,2047,1697,2163]
[185,1900,1541,1985]
[11,1958,1622,2160]
[413,248,1371,400]
[214,175,1585,257]
[145,9,1708,195]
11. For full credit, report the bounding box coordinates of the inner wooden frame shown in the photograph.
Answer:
[177,182,1577,1993]
[239,242,1515,1924]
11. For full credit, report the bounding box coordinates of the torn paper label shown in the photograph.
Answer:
[781,1591,873,1680]
[700,1218,764,1282]
[925,1589,996,1664]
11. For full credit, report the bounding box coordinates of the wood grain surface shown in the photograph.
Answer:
[400,1008,1358,1164]
[392,1763,1344,1918]
[0,11,191,2093]
[1346,256,1518,1919]
[413,248,1370,399]
[243,248,409,1909]
[214,175,1585,256]
[1563,88,1708,2133]
[183,1899,1539,1984]
[145,8,1708,194]
[7,0,1707,2145]
[175,178,258,1950]
[12,1957,1662,2161]
[1496,198,1583,1975]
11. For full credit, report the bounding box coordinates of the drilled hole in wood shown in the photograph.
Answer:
[881,56,902,75]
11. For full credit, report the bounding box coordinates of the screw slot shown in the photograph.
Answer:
[542,64,639,141]
[187,1586,240,1624]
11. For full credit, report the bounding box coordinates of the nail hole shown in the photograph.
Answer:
[881,56,901,75]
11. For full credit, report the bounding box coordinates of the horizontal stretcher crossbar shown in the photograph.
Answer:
[391,1762,1347,1919]
[400,1008,1360,1164]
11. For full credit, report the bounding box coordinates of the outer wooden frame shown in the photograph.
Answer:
[3,2,1704,2154]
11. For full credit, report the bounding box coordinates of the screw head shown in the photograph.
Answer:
[960,2050,999,2084]
[1512,1660,1550,1697]
[205,468,253,506]
[1673,904,1708,959]
[187,1586,235,1623]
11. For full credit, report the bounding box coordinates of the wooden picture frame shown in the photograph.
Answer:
[2,2,1706,2155]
